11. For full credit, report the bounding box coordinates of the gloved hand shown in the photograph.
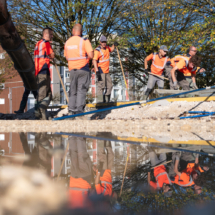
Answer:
[114,41,119,46]
[96,71,102,81]
[173,81,179,90]
[193,83,198,89]
[144,69,151,74]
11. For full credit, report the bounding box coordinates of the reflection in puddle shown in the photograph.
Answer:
[0,132,215,214]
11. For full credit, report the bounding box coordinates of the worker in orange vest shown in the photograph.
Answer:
[68,136,93,209]
[168,55,201,90]
[94,140,115,197]
[148,148,172,197]
[171,151,209,194]
[184,46,205,89]
[64,24,93,120]
[144,45,169,100]
[93,36,118,103]
[34,27,54,120]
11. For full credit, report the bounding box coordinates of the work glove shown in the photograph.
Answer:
[173,81,179,90]
[114,41,119,46]
[193,83,198,89]
[144,69,151,74]
[96,71,102,82]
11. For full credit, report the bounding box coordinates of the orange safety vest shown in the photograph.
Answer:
[173,163,204,187]
[152,52,168,70]
[171,55,197,74]
[155,172,172,188]
[64,36,89,70]
[68,177,91,209]
[95,46,110,64]
[95,46,110,73]
[34,39,52,76]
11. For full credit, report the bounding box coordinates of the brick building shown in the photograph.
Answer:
[0,47,25,114]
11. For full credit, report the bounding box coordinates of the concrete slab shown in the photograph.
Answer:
[151,99,170,107]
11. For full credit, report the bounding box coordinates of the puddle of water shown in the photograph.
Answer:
[0,132,215,214]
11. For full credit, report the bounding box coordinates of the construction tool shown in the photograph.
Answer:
[144,69,169,80]
[53,61,69,103]
[119,145,130,197]
[180,111,215,119]
[151,160,172,169]
[57,141,69,181]
[116,47,129,99]
[53,85,215,120]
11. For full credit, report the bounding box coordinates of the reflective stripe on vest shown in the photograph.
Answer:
[174,56,196,72]
[178,175,193,187]
[34,40,48,59]
[152,53,168,69]
[155,172,172,188]
[101,181,112,185]
[100,181,112,195]
[69,187,89,191]
[67,38,87,61]
[96,47,110,63]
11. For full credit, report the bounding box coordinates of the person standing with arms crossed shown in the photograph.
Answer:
[34,27,54,120]
[64,24,93,120]
[93,36,117,103]
[144,45,169,100]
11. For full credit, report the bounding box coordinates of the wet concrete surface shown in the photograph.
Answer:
[0,132,215,214]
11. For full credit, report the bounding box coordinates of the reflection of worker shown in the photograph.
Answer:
[147,148,172,197]
[144,45,169,100]
[14,88,38,114]
[93,36,117,103]
[171,151,208,193]
[95,140,115,197]
[68,136,93,209]
[34,27,54,120]
[184,46,205,90]
[168,55,201,90]
[64,24,93,119]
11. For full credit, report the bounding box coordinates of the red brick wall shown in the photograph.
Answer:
[0,45,25,114]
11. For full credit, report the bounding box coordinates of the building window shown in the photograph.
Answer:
[0,68,5,74]
[0,83,5,89]
[0,53,5,59]
[66,85,70,92]
[66,72,70,78]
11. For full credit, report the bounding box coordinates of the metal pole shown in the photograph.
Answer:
[116,47,129,100]
[53,85,215,120]
[54,62,69,103]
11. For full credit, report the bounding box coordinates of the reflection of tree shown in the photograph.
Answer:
[116,154,215,213]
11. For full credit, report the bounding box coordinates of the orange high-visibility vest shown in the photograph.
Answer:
[64,36,91,70]
[171,55,197,74]
[152,53,168,70]
[34,39,52,76]
[68,177,91,209]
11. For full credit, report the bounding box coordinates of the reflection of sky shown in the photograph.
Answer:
[0,132,215,213]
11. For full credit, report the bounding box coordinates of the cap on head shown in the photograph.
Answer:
[100,35,107,42]
[160,45,168,52]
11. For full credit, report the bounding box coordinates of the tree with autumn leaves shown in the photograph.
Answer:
[5,0,215,91]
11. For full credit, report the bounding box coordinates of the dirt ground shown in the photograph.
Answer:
[0,118,214,142]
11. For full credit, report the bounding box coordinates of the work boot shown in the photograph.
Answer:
[75,111,90,120]
[105,95,111,103]
[68,110,76,120]
[39,108,47,120]
[14,110,24,114]
[103,95,106,103]
[14,100,26,114]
